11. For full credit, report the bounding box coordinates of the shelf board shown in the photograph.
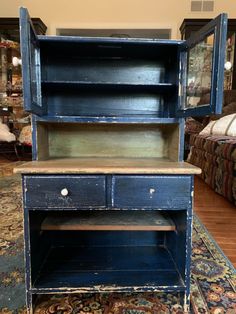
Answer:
[36,116,179,124]
[41,80,176,92]
[14,157,202,174]
[38,35,182,46]
[33,245,185,292]
[41,211,176,231]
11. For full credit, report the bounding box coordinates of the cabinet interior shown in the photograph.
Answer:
[36,122,180,161]
[40,40,179,117]
[29,210,186,291]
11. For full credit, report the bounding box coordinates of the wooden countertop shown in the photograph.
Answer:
[14,158,201,174]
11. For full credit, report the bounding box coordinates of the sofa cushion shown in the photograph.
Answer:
[0,122,16,142]
[199,114,236,136]
[199,120,216,135]
[212,114,236,135]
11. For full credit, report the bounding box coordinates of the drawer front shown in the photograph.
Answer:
[113,175,192,209]
[24,175,106,208]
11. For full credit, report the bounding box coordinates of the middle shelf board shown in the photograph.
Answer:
[41,211,176,231]
[41,81,176,92]
[35,116,180,124]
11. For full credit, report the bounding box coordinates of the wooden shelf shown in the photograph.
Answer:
[36,116,179,124]
[41,211,176,231]
[14,158,201,174]
[42,81,176,92]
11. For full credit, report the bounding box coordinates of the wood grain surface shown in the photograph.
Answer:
[14,158,201,174]
[41,211,176,231]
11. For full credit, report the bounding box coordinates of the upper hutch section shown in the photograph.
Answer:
[20,8,227,121]
[31,36,181,120]
[40,38,180,119]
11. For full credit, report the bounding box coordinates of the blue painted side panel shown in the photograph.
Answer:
[28,211,50,282]
[31,115,37,160]
[179,118,185,161]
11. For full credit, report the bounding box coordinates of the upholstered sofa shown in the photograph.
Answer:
[187,90,236,205]
[188,133,236,204]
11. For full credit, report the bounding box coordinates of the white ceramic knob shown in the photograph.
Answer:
[224,61,232,71]
[61,188,69,196]
[12,56,22,67]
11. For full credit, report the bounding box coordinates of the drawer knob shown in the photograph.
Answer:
[61,188,69,196]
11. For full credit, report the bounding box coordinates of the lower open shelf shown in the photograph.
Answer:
[33,245,185,292]
[41,211,176,231]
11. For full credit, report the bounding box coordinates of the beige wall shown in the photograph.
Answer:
[0,0,236,38]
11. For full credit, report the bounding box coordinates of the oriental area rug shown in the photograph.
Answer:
[0,175,235,314]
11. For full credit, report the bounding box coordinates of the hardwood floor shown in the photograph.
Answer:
[194,176,236,268]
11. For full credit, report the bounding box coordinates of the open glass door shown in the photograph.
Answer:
[177,14,227,117]
[20,7,45,115]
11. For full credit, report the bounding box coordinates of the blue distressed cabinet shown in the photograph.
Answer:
[15,8,227,313]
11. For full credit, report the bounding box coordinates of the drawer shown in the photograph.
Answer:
[24,175,106,208]
[113,175,192,209]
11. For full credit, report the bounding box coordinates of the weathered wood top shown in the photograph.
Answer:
[14,158,201,174]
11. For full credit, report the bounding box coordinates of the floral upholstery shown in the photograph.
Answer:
[188,134,236,204]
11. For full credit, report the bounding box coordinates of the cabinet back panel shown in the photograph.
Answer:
[49,230,164,247]
[42,58,165,84]
[43,123,179,159]
[45,91,163,116]
[40,41,178,78]
[40,40,178,56]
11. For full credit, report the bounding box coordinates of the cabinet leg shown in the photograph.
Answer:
[183,292,190,314]
[26,291,33,314]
